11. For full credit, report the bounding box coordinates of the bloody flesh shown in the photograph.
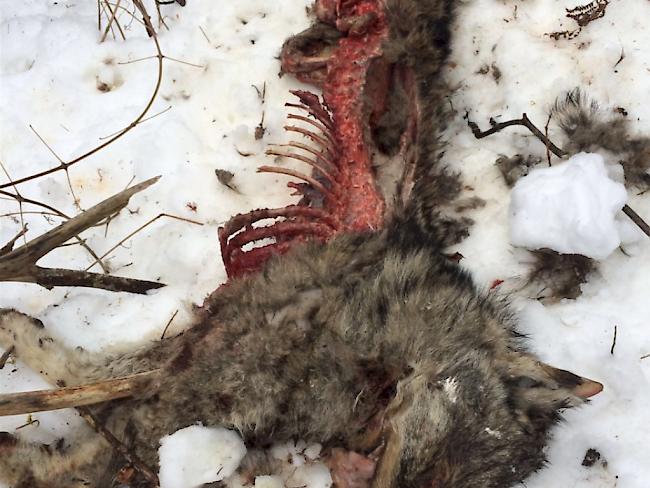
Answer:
[219,0,393,278]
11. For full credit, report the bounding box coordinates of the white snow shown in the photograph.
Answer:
[509,152,628,259]
[254,476,284,488]
[158,425,246,488]
[1,0,650,487]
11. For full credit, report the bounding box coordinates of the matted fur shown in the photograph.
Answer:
[0,1,600,487]
[553,89,650,190]
[0,227,592,487]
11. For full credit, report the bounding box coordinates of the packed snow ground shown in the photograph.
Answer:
[1,0,649,487]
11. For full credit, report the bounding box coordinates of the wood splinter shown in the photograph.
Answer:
[0,370,161,416]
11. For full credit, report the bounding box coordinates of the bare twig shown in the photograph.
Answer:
[0,159,109,272]
[0,370,160,416]
[0,177,165,294]
[199,25,211,44]
[0,161,27,245]
[154,0,170,31]
[0,1,163,191]
[98,0,117,40]
[31,267,163,293]
[622,205,650,237]
[0,188,111,273]
[0,346,14,369]
[98,105,172,140]
[29,124,80,207]
[85,213,203,271]
[610,325,617,355]
[467,113,567,158]
[15,414,39,430]
[0,226,28,256]
[544,113,553,166]
[78,406,160,486]
[161,309,179,339]
[101,0,126,42]
[467,114,650,238]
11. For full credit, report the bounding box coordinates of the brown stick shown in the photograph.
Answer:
[0,177,165,293]
[78,407,160,486]
[467,114,650,238]
[0,227,27,255]
[467,113,568,158]
[0,370,160,416]
[622,205,650,237]
[610,325,618,355]
[0,346,14,369]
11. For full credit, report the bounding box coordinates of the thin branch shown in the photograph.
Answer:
[0,188,111,273]
[199,25,211,44]
[85,213,203,272]
[101,0,126,43]
[0,161,27,246]
[78,406,160,486]
[118,54,204,68]
[0,2,164,190]
[0,346,14,369]
[622,205,650,237]
[98,0,117,40]
[30,267,163,294]
[98,105,172,140]
[29,124,80,207]
[544,113,553,166]
[104,1,146,28]
[0,211,61,219]
[467,113,567,158]
[2,177,159,264]
[154,0,170,31]
[0,226,28,256]
[0,370,160,416]
[0,177,165,294]
[160,309,179,340]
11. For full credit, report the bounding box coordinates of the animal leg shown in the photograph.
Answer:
[0,308,126,387]
[0,429,112,487]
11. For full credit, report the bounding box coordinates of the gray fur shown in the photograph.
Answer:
[553,89,650,190]
[0,229,595,487]
[0,1,599,487]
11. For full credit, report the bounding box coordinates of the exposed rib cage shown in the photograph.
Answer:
[219,91,344,278]
[220,0,390,278]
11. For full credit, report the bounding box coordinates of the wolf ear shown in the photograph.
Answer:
[501,354,603,435]
[502,353,603,410]
[536,361,603,399]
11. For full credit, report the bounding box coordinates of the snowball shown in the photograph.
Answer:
[509,153,628,260]
[288,463,333,488]
[158,425,246,488]
[304,443,323,460]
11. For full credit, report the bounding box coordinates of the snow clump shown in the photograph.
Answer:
[158,425,247,488]
[509,152,628,260]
